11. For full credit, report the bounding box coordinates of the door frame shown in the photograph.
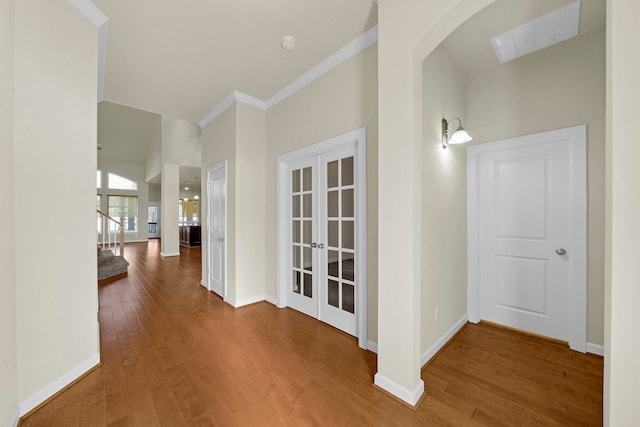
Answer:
[276,127,368,349]
[205,160,227,298]
[467,125,587,352]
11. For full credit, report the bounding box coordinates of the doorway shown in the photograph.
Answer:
[467,125,587,352]
[148,202,161,238]
[206,160,227,298]
[276,128,368,348]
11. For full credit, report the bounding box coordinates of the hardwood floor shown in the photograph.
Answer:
[20,240,603,426]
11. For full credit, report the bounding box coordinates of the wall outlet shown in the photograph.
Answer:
[435,305,439,321]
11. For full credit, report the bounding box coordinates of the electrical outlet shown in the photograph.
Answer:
[435,305,439,321]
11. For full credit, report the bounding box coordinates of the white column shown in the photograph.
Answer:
[161,162,180,257]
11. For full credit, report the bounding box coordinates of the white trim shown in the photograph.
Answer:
[467,125,588,353]
[420,315,468,367]
[206,160,228,299]
[265,26,378,109]
[276,127,368,349]
[367,340,378,353]
[229,295,266,308]
[160,252,180,258]
[374,373,424,407]
[10,406,20,427]
[200,280,208,289]
[587,343,605,357]
[265,295,278,306]
[198,26,378,128]
[67,0,108,26]
[18,353,100,416]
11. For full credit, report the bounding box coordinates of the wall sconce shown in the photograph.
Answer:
[442,118,472,149]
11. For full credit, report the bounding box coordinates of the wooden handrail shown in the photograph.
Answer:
[97,210,125,257]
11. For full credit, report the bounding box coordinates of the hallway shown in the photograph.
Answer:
[20,240,602,426]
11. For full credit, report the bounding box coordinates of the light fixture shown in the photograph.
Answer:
[194,195,199,200]
[281,35,296,51]
[183,197,189,202]
[441,118,472,149]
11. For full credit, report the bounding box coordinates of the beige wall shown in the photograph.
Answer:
[421,46,469,354]
[201,106,237,299]
[161,163,180,255]
[467,29,606,345]
[605,0,640,424]
[266,43,379,340]
[0,0,17,423]
[145,116,162,182]
[14,0,99,403]
[149,184,161,203]
[98,160,150,242]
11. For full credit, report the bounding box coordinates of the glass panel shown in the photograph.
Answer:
[303,220,312,244]
[342,157,354,186]
[292,220,301,243]
[342,284,355,313]
[327,160,339,188]
[292,271,301,294]
[292,169,300,192]
[303,273,313,298]
[327,250,339,277]
[342,220,354,250]
[292,195,300,218]
[303,194,312,218]
[96,170,102,188]
[342,253,354,281]
[108,195,138,232]
[108,173,138,191]
[292,246,301,269]
[328,280,339,308]
[303,246,312,271]
[342,189,354,217]
[303,167,312,191]
[328,221,339,248]
[327,191,339,217]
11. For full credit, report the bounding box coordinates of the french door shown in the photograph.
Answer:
[287,145,359,336]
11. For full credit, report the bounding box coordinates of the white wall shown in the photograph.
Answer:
[98,160,150,242]
[266,43,379,339]
[0,0,17,424]
[605,0,640,423]
[466,29,606,345]
[145,115,161,182]
[14,0,99,405]
[161,116,201,164]
[161,163,180,256]
[149,184,161,203]
[421,46,469,355]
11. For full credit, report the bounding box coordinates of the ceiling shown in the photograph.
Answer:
[441,0,605,76]
[93,0,378,123]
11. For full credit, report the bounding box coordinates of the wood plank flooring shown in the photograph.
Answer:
[20,240,603,426]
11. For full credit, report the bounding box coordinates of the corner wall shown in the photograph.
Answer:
[14,0,99,406]
[0,0,17,423]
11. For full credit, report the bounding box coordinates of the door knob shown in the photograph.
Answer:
[318,243,325,249]
[555,248,567,256]
[311,242,317,248]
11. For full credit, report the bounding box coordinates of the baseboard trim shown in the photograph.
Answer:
[367,340,378,353]
[265,295,277,306]
[587,342,604,357]
[374,373,424,407]
[18,353,100,418]
[421,314,468,367]
[230,295,266,308]
[199,280,209,289]
[160,252,180,258]
[11,406,20,427]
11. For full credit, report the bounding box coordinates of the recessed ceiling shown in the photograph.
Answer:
[92,0,378,123]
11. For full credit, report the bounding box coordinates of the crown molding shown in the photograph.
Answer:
[198,25,378,128]
[67,0,108,102]
[265,25,378,108]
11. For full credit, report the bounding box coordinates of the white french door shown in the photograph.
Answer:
[278,128,366,343]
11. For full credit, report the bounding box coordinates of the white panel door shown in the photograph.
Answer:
[476,131,583,342]
[208,164,226,297]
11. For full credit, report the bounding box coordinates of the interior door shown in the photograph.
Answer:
[286,147,358,336]
[477,138,573,341]
[208,164,226,297]
[148,202,160,238]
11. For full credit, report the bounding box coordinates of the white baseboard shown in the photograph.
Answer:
[11,406,20,427]
[18,353,100,417]
[421,314,468,367]
[374,373,424,406]
[199,280,209,289]
[265,295,277,306]
[367,340,378,353]
[160,252,180,258]
[587,342,605,356]
[227,294,266,308]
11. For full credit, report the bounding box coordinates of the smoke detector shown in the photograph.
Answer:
[281,35,296,51]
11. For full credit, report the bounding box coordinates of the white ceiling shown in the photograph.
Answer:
[92,0,378,123]
[441,0,605,76]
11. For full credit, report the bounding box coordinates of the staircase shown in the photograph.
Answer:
[98,246,129,281]
[97,209,129,281]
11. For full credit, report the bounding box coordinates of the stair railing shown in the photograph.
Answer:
[97,210,125,257]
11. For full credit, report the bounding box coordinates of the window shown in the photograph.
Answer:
[97,194,102,233]
[108,195,138,232]
[97,170,102,188]
[108,173,138,191]
[179,199,199,223]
